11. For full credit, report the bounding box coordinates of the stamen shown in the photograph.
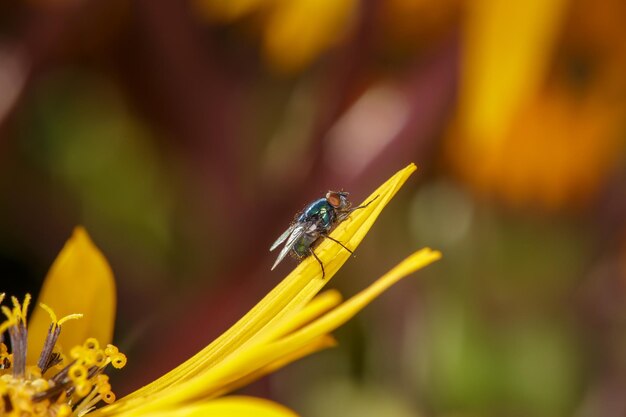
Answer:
[1,306,12,321]
[0,295,126,416]
[0,319,15,339]
[57,314,83,327]
[8,315,27,378]
[38,323,61,373]
[21,294,32,324]
[10,297,20,314]
[110,352,127,369]
[37,303,83,374]
[39,303,58,324]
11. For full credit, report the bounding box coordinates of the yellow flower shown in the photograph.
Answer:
[0,164,441,416]
[1,230,126,417]
[448,0,626,210]
[193,0,358,73]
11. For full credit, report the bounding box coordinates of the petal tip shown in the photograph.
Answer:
[426,248,443,260]
[71,226,94,248]
[401,163,418,177]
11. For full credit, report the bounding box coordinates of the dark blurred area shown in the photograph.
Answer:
[1,0,626,416]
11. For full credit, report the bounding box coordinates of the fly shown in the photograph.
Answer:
[270,191,377,278]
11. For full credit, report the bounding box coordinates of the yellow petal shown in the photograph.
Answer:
[103,248,439,415]
[274,248,441,346]
[208,334,337,399]
[196,249,441,400]
[204,249,441,398]
[259,289,343,343]
[91,165,417,417]
[459,0,568,145]
[132,396,299,417]
[115,164,416,403]
[27,227,116,364]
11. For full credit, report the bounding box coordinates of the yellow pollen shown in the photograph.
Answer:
[75,380,93,397]
[104,344,118,356]
[110,353,127,369]
[84,338,100,350]
[57,404,72,417]
[9,294,31,325]
[0,296,126,417]
[69,363,88,381]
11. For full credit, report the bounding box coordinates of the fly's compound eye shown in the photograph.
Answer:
[326,191,342,208]
[327,191,350,209]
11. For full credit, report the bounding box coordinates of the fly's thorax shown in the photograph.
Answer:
[298,198,336,231]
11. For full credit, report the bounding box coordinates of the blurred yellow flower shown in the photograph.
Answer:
[1,164,441,417]
[194,0,358,73]
[448,0,626,210]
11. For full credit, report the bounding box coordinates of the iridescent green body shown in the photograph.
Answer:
[271,191,376,277]
[297,198,336,229]
[292,198,338,258]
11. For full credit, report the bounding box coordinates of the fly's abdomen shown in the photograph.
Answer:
[292,233,319,258]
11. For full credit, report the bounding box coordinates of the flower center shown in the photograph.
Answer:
[0,294,126,417]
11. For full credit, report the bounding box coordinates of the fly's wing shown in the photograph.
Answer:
[271,224,306,270]
[270,224,296,252]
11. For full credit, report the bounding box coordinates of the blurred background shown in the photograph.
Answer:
[1,0,626,416]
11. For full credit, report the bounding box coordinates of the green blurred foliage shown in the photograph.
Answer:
[18,72,175,279]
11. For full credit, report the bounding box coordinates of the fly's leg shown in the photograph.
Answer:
[350,194,379,211]
[337,195,380,222]
[309,248,325,279]
[322,234,353,255]
[326,195,380,254]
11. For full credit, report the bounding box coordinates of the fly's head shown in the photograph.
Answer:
[326,190,351,212]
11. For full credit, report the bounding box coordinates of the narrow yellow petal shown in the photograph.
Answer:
[98,336,334,417]
[259,289,343,343]
[277,248,442,345]
[116,164,416,401]
[125,397,299,417]
[100,248,439,415]
[27,227,116,364]
[208,335,337,399]
[194,249,442,400]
